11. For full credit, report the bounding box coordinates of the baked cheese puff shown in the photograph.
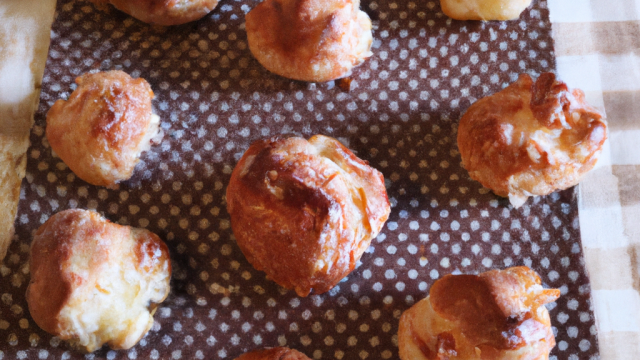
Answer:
[88,0,218,26]
[457,73,607,208]
[226,135,390,297]
[398,267,560,360]
[441,0,532,21]
[46,70,161,189]
[26,209,171,352]
[245,0,373,82]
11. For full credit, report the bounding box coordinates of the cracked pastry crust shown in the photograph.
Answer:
[245,0,373,82]
[88,0,218,26]
[398,266,561,360]
[46,70,161,189]
[441,0,532,21]
[235,347,311,360]
[457,73,608,208]
[26,209,171,352]
[226,135,390,297]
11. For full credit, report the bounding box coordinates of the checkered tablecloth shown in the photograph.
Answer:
[549,0,640,358]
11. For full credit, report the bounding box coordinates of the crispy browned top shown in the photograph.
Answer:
[235,347,311,360]
[245,0,372,81]
[398,266,560,360]
[226,135,390,296]
[46,70,156,188]
[430,267,560,351]
[457,73,608,207]
[88,0,218,26]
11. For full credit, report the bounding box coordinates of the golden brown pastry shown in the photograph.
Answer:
[235,347,311,360]
[457,73,608,208]
[26,209,171,352]
[441,0,532,21]
[226,135,390,297]
[245,0,373,82]
[46,70,161,189]
[88,0,218,26]
[398,267,560,360]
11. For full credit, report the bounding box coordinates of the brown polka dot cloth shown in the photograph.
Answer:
[0,0,599,359]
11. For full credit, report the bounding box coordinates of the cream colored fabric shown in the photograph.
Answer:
[550,0,640,359]
[0,0,56,260]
